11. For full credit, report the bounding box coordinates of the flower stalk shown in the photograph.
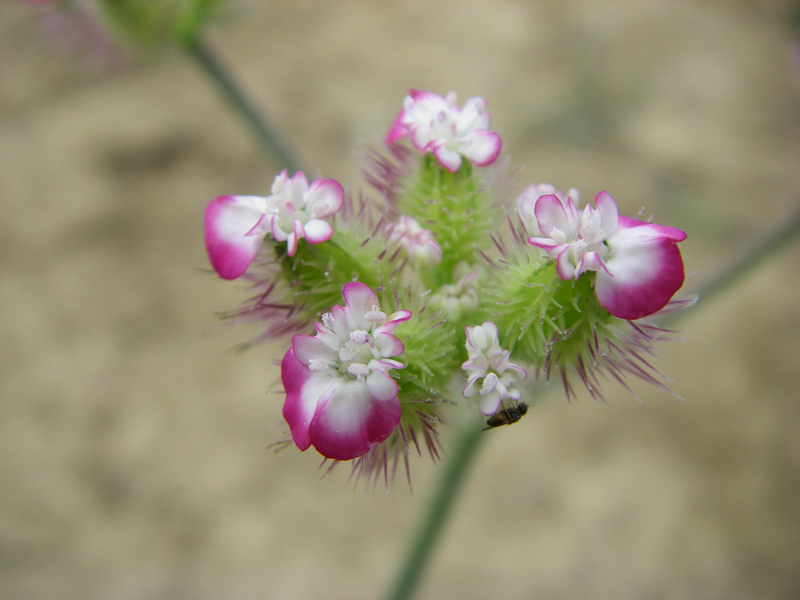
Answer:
[183,35,303,173]
[383,415,487,600]
[659,202,800,326]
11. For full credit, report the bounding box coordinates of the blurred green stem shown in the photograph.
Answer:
[183,35,303,173]
[383,418,486,600]
[691,203,800,305]
[661,202,800,326]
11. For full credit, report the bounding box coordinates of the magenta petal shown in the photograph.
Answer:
[576,251,609,277]
[292,333,337,366]
[282,348,335,451]
[285,220,304,257]
[618,216,687,242]
[478,392,502,416]
[204,195,266,280]
[527,237,560,251]
[462,374,482,398]
[595,237,686,320]
[594,191,620,237]
[533,194,571,237]
[386,110,409,144]
[308,381,401,460]
[342,282,380,327]
[460,130,502,167]
[365,368,399,402]
[432,144,463,172]
[408,89,438,102]
[306,179,344,217]
[302,219,334,244]
[374,333,404,357]
[380,309,413,332]
[555,248,577,280]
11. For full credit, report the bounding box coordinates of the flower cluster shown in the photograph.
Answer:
[204,89,690,486]
[461,323,527,416]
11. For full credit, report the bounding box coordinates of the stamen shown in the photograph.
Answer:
[348,362,370,379]
[308,358,331,372]
[481,373,499,394]
[350,330,370,344]
[365,307,387,324]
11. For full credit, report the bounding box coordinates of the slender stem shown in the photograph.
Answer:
[694,203,800,303]
[183,35,304,173]
[383,419,486,600]
[661,202,800,325]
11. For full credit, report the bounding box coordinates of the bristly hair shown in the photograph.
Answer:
[318,400,445,493]
[484,212,696,403]
[361,140,416,210]
[218,188,403,347]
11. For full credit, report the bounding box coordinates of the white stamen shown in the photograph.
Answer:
[308,358,330,372]
[480,373,499,394]
[348,363,370,379]
[350,330,370,345]
[365,307,386,325]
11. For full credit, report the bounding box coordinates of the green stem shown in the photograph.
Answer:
[694,203,800,303]
[661,203,800,325]
[183,35,304,173]
[383,419,486,600]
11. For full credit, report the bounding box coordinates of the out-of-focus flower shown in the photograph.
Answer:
[204,170,344,280]
[281,282,412,461]
[18,0,129,66]
[18,0,235,62]
[428,263,479,322]
[386,90,502,173]
[387,216,442,267]
[527,190,686,320]
[461,322,527,416]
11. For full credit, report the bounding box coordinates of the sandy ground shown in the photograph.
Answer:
[2,1,800,599]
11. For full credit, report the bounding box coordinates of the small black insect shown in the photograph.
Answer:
[482,402,528,431]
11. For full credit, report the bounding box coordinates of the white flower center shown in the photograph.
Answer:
[481,373,499,394]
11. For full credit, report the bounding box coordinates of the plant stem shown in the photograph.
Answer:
[183,35,303,173]
[383,419,486,600]
[695,204,800,302]
[661,202,800,325]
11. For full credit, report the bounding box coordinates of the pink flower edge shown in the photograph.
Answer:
[280,282,410,461]
[204,195,265,280]
[281,347,403,461]
[596,225,687,320]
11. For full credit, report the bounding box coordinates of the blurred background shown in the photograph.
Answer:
[2,1,799,598]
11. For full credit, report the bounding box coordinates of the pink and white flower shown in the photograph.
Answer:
[387,216,442,267]
[461,322,527,416]
[386,90,502,173]
[281,282,412,461]
[527,190,687,320]
[204,170,344,280]
[517,183,580,237]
